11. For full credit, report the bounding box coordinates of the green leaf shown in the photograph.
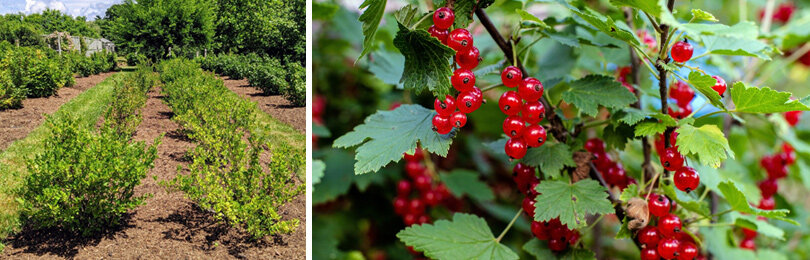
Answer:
[716,181,797,225]
[686,71,725,110]
[393,24,455,97]
[635,121,669,137]
[702,35,774,60]
[313,160,326,186]
[517,9,550,30]
[614,107,649,125]
[397,213,519,260]
[568,6,641,47]
[619,183,638,202]
[313,124,332,137]
[333,105,453,174]
[523,142,576,179]
[523,238,596,260]
[561,75,637,116]
[662,184,711,217]
[357,0,387,61]
[533,180,615,229]
[313,2,339,20]
[730,212,785,240]
[730,82,810,113]
[691,9,718,22]
[603,123,635,150]
[609,0,663,18]
[441,169,495,201]
[313,150,355,204]
[675,124,734,168]
[615,217,633,239]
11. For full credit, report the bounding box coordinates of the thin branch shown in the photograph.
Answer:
[588,163,643,249]
[496,209,523,243]
[624,8,654,181]
[657,0,676,180]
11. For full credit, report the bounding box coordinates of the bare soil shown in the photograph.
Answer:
[220,76,305,133]
[2,86,305,259]
[0,72,116,151]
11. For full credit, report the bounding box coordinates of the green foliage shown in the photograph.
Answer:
[0,44,73,99]
[730,81,810,113]
[533,180,615,229]
[675,124,734,168]
[393,24,455,97]
[561,75,637,116]
[358,0,386,61]
[440,170,495,201]
[212,0,304,63]
[283,62,306,107]
[104,65,156,136]
[0,62,25,110]
[397,213,519,260]
[196,53,305,106]
[523,142,576,178]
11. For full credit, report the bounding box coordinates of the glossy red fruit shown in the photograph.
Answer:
[501,66,523,87]
[678,242,698,260]
[408,199,425,215]
[758,196,775,210]
[397,180,412,197]
[548,238,568,251]
[740,237,756,250]
[422,190,440,206]
[640,248,660,260]
[394,197,408,215]
[428,25,449,44]
[743,228,758,239]
[604,165,627,186]
[513,163,537,194]
[671,40,694,63]
[451,68,475,92]
[638,226,662,247]
[499,91,522,116]
[523,125,547,148]
[456,46,480,69]
[649,194,672,217]
[432,114,453,134]
[758,178,778,198]
[403,213,418,226]
[781,146,796,165]
[674,166,700,193]
[405,161,426,178]
[413,174,432,192]
[785,110,802,126]
[584,138,605,153]
[456,91,479,113]
[668,104,693,119]
[661,147,685,171]
[659,214,683,237]
[711,75,727,96]
[447,28,473,52]
[518,77,544,102]
[657,237,681,259]
[531,221,549,240]
[417,214,430,225]
[567,230,581,245]
[522,196,536,217]
[503,116,526,138]
[521,101,546,124]
[432,7,455,30]
[505,138,528,159]
[434,95,456,116]
[451,111,467,128]
[403,149,423,162]
[669,80,695,106]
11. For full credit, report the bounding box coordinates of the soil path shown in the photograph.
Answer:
[220,76,305,133]
[2,86,305,259]
[0,72,116,151]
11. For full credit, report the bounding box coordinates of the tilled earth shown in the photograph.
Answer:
[220,77,305,133]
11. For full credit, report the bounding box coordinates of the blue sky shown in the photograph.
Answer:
[0,0,122,20]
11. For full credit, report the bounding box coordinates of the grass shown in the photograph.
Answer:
[0,72,126,247]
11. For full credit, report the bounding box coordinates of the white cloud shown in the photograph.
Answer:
[10,0,121,19]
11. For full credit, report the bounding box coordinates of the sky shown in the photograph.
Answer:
[0,0,122,20]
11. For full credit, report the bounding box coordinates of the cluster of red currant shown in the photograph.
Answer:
[615,66,635,93]
[758,2,795,24]
[785,110,803,126]
[657,136,700,193]
[430,7,484,134]
[394,149,457,227]
[638,194,702,260]
[586,138,636,190]
[498,66,547,159]
[637,30,658,53]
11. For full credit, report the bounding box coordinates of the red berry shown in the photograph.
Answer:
[434,95,456,116]
[743,228,758,239]
[661,147,685,171]
[451,69,475,92]
[521,101,546,124]
[394,197,408,215]
[447,28,473,52]
[503,116,526,138]
[522,196,536,217]
[604,165,627,186]
[456,46,480,69]
[405,161,426,178]
[674,166,700,193]
[413,174,432,192]
[432,7,455,30]
[523,125,547,148]
[451,111,467,128]
[408,199,425,215]
[740,237,756,250]
[567,230,581,245]
[671,40,694,63]
[640,248,660,260]
[428,25,449,44]
[498,91,522,116]
[456,91,478,113]
[782,143,796,165]
[501,66,523,87]
[417,214,430,225]
[648,194,672,217]
[758,178,778,198]
[783,143,795,154]
[397,180,412,197]
[432,114,453,134]
[505,138,528,159]
[403,213,418,226]
[531,221,549,240]
[548,238,568,251]
[659,214,683,237]
[678,242,698,260]
[657,237,681,259]
[668,103,693,119]
[711,75,726,96]
[403,149,423,162]
[422,190,441,206]
[785,111,802,126]
[758,196,775,210]
[638,226,661,247]
[669,80,694,106]
[513,163,537,194]
[584,138,605,153]
[518,77,544,102]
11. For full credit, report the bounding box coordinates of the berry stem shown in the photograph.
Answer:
[410,12,433,31]
[495,208,523,243]
[588,162,643,249]
[479,83,504,92]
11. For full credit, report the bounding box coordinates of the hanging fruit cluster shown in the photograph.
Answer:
[498,65,547,159]
[637,194,701,260]
[394,149,458,228]
[586,138,636,190]
[615,66,635,93]
[513,163,581,251]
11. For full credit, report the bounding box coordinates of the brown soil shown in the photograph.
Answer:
[2,86,305,259]
[220,76,305,133]
[0,72,116,151]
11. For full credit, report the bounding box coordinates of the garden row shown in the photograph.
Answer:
[0,42,117,110]
[196,53,305,107]
[158,58,304,238]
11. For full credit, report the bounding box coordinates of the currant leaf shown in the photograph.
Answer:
[608,0,664,18]
[313,160,326,187]
[561,75,637,117]
[731,212,786,240]
[333,104,452,174]
[312,150,355,204]
[730,81,810,113]
[523,238,597,260]
[691,9,718,22]
[687,71,725,110]
[441,169,495,201]
[523,142,576,179]
[675,124,734,168]
[516,9,550,30]
[619,183,638,203]
[613,107,649,126]
[397,213,519,260]
[661,184,711,217]
[565,6,641,48]
[393,23,455,97]
[533,180,615,229]
[717,181,798,225]
[602,122,635,150]
[634,113,677,137]
[614,217,633,239]
[357,0,387,61]
[702,35,775,60]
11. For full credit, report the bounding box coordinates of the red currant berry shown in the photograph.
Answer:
[671,40,694,63]
[659,214,683,237]
[422,190,441,206]
[740,237,756,250]
[397,180,412,197]
[780,147,796,165]
[742,228,758,239]
[668,104,692,119]
[766,163,788,179]
[513,163,537,194]
[432,114,453,134]
[678,242,698,260]
[649,193,672,217]
[394,197,408,215]
[638,226,661,247]
[451,111,467,128]
[447,28,473,52]
[428,25,449,44]
[640,248,660,260]
[405,161,426,178]
[456,46,480,69]
[501,66,523,87]
[432,7,455,30]
[408,199,425,215]
[456,90,482,113]
[518,77,544,102]
[661,147,685,171]
[657,237,681,259]
[503,116,526,138]
[522,196,536,217]
[604,165,627,186]
[548,238,568,251]
[505,138,528,159]
[669,80,695,106]
[523,125,547,148]
[531,221,549,240]
[498,91,522,116]
[758,196,775,210]
[521,101,546,124]
[674,166,700,193]
[783,142,795,154]
[711,75,726,96]
[413,174,432,192]
[403,149,423,162]
[434,95,456,116]
[584,138,605,153]
[417,214,430,225]
[451,68,475,92]
[785,110,802,126]
[403,213,418,226]
[567,230,581,245]
[758,178,778,198]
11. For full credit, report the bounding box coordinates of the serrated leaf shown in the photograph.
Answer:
[333,105,453,174]
[609,0,663,18]
[523,238,596,260]
[619,184,638,202]
[687,71,725,110]
[358,0,387,61]
[533,180,615,229]
[675,124,734,168]
[313,160,326,186]
[441,169,495,201]
[517,9,550,30]
[603,123,634,150]
[702,35,774,60]
[397,213,519,260]
[662,184,711,217]
[730,212,785,240]
[691,9,718,22]
[717,181,798,225]
[635,121,669,136]
[561,75,637,116]
[394,5,427,30]
[393,24,455,97]
[567,6,641,47]
[730,81,810,113]
[433,0,478,29]
[614,107,649,125]
[615,217,633,239]
[523,142,576,179]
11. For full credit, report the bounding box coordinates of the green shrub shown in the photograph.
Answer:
[0,67,25,110]
[247,59,285,95]
[104,65,155,136]
[282,62,305,107]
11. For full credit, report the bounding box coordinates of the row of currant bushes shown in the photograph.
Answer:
[62,51,117,77]
[195,53,305,107]
[158,58,304,239]
[16,67,160,236]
